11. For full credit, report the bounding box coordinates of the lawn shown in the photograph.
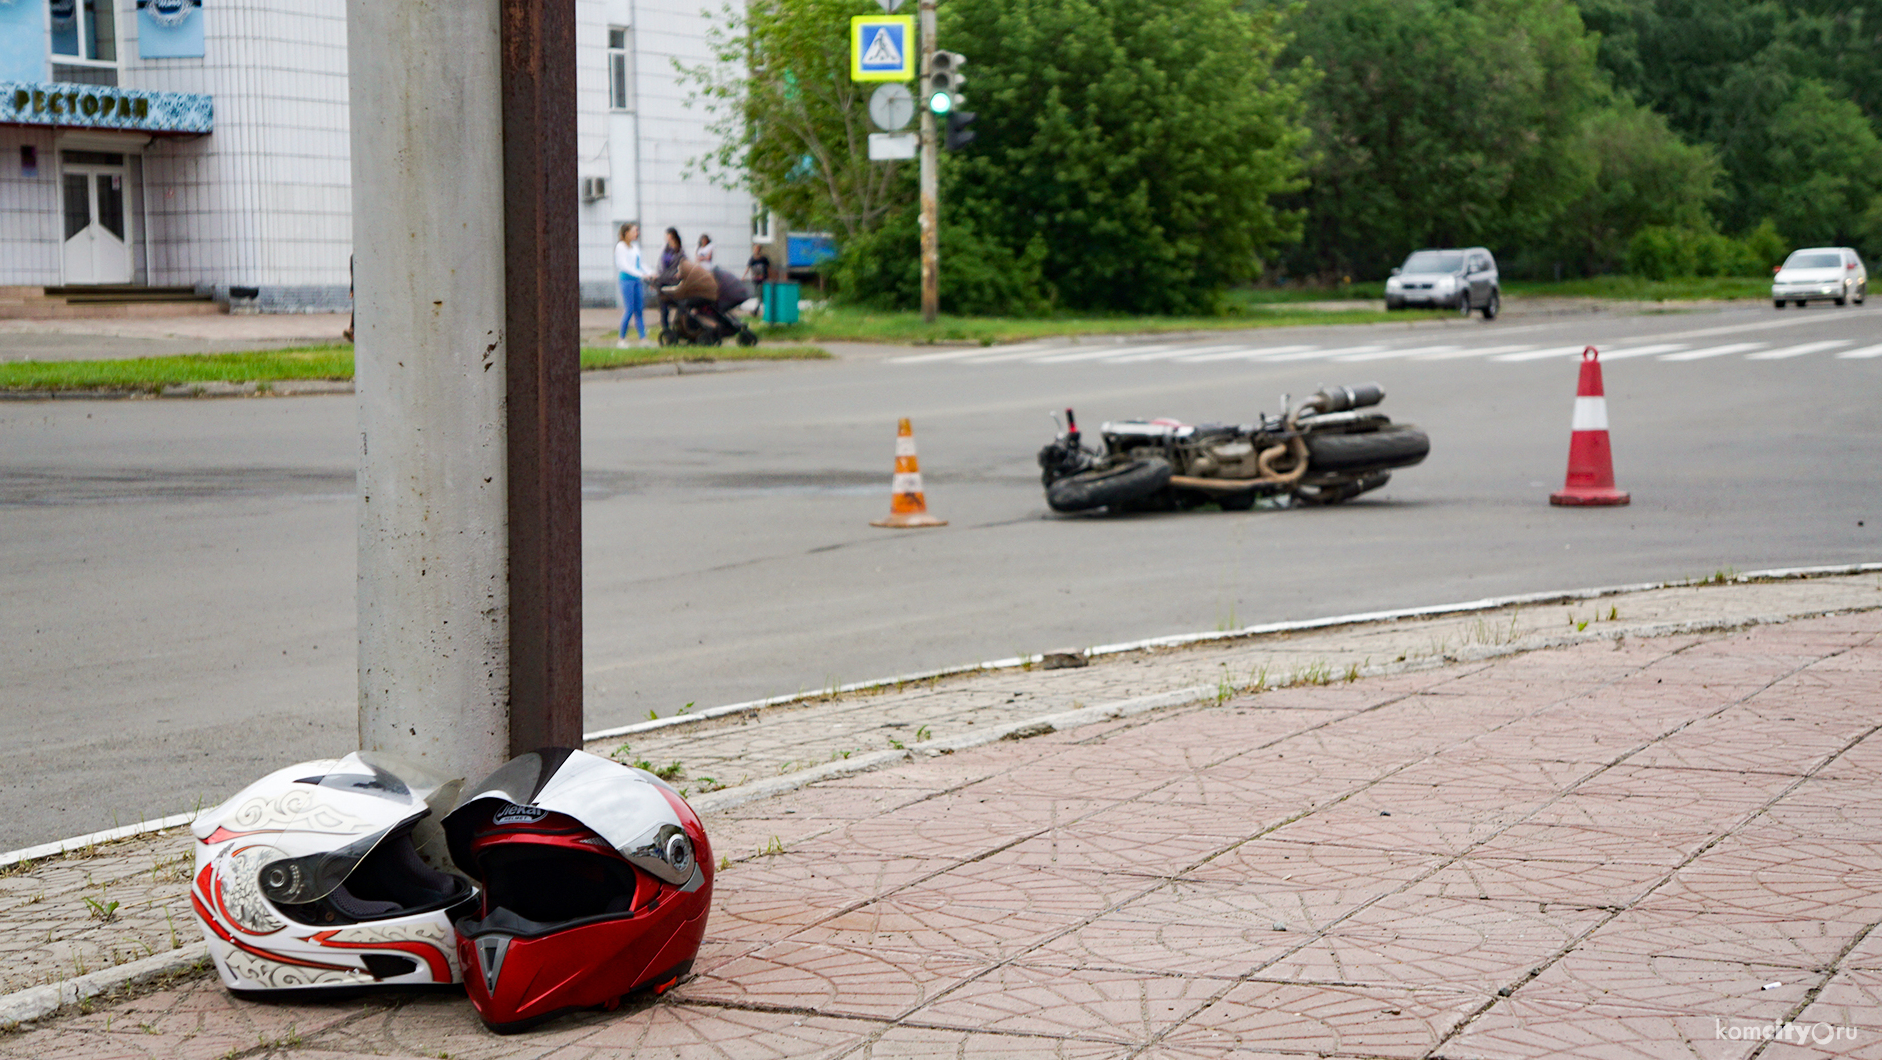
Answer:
[759,303,1440,345]
[0,344,829,393]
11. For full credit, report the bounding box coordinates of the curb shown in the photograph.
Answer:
[0,814,196,871]
[0,944,209,1028]
[584,562,1882,744]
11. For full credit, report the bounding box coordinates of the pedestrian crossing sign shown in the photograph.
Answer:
[851,15,915,82]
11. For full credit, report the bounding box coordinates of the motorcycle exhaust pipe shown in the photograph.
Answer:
[1309,383,1384,413]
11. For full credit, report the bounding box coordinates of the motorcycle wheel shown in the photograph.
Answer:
[1045,459,1173,513]
[1303,426,1430,472]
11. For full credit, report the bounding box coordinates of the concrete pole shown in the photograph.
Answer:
[918,0,938,324]
[352,0,582,786]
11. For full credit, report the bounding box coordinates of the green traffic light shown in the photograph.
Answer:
[928,90,952,115]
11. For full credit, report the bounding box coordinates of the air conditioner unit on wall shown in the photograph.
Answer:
[580,176,610,203]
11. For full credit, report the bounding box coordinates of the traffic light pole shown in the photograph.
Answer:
[918,0,938,324]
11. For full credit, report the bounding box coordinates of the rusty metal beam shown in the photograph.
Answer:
[501,0,584,755]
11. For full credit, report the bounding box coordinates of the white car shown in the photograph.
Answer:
[1773,247,1867,308]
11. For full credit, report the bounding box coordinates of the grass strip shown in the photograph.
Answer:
[0,346,355,392]
[759,305,1440,345]
[579,344,829,369]
[1499,275,1770,301]
[0,343,829,393]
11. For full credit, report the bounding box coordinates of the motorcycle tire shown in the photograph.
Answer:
[1303,426,1430,472]
[1045,459,1173,513]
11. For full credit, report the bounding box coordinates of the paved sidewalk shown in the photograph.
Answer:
[0,576,1878,1058]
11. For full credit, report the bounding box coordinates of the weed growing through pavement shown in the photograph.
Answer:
[1344,662,1361,683]
[915,725,931,742]
[166,906,181,949]
[761,836,785,857]
[1295,660,1333,686]
[1216,604,1240,632]
[610,742,633,762]
[887,736,906,750]
[83,895,120,922]
[717,856,730,871]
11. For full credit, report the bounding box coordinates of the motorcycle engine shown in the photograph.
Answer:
[1183,439,1262,479]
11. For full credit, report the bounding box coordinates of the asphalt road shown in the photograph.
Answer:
[2,302,1878,848]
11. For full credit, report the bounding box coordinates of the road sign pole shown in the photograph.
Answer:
[918,0,937,323]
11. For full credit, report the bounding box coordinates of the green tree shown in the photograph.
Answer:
[937,0,1310,313]
[1269,0,1608,279]
[1554,100,1723,273]
[680,0,912,240]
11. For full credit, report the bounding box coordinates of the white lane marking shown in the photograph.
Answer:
[1102,343,1250,363]
[1256,346,1386,362]
[1627,315,1844,341]
[1491,346,1595,362]
[1331,345,1458,362]
[1026,344,1183,364]
[1415,344,1537,360]
[1584,343,1689,360]
[1173,345,1317,363]
[889,345,1053,364]
[1835,344,1882,359]
[1745,340,1854,360]
[1657,342,1769,361]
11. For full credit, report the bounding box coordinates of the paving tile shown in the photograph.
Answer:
[782,891,1085,962]
[675,940,992,1019]
[907,962,1228,1044]
[1517,792,1751,834]
[847,1024,1133,1058]
[1575,907,1869,971]
[1160,980,1484,1059]
[1185,838,1441,908]
[1409,855,1670,906]
[1250,895,1607,991]
[708,856,954,942]
[1466,822,1716,867]
[1448,995,1762,1060]
[1646,856,1882,920]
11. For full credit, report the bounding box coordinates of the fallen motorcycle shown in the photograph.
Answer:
[1036,383,1430,513]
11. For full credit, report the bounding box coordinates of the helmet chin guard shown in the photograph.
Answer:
[190,752,477,992]
[443,748,714,1033]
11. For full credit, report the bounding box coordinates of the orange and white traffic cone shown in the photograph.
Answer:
[871,418,947,528]
[1550,346,1630,506]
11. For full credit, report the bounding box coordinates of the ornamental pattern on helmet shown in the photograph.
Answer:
[226,787,375,836]
[223,947,364,989]
[322,920,450,946]
[218,845,287,935]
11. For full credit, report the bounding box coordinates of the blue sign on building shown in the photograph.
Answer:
[2,82,214,134]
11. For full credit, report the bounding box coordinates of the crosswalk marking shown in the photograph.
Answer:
[1746,340,1853,360]
[1333,345,1457,362]
[1658,342,1768,361]
[893,334,1871,367]
[1173,345,1318,363]
[1416,344,1535,360]
[1490,346,1592,362]
[1584,344,1689,360]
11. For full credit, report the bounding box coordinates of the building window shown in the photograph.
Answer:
[50,0,118,63]
[752,205,772,243]
[608,28,635,112]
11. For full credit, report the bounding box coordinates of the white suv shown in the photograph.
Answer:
[1773,247,1867,308]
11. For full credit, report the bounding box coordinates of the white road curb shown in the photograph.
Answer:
[0,943,208,1028]
[0,814,197,871]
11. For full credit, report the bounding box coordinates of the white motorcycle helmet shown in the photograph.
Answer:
[190,751,476,992]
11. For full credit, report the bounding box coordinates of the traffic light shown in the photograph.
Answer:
[945,109,977,151]
[927,50,965,114]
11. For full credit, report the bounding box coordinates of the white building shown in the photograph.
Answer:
[0,0,752,311]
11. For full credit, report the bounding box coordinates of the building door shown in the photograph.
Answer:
[61,153,132,285]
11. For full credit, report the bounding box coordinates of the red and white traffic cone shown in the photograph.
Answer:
[1550,346,1630,506]
[871,418,947,528]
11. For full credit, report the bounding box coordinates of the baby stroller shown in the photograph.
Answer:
[660,266,759,347]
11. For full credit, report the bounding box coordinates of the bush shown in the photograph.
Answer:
[1626,222,1788,280]
[823,208,1051,317]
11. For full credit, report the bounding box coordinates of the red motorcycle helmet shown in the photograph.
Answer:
[443,748,713,1033]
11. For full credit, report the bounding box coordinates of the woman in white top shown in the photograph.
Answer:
[696,233,715,269]
[615,222,647,345]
